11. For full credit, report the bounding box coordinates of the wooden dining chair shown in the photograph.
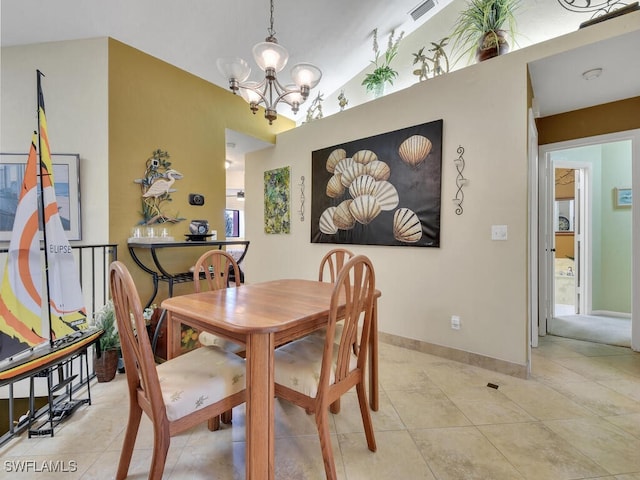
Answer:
[193,250,245,354]
[193,249,242,292]
[274,255,377,480]
[109,261,246,480]
[193,249,245,425]
[316,247,354,413]
[318,247,354,282]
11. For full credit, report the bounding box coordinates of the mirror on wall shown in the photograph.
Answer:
[554,199,574,232]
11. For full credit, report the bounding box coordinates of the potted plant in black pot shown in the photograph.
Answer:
[92,300,120,382]
[451,0,521,63]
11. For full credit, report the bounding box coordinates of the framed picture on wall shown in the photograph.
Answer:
[264,166,290,234]
[614,187,632,208]
[311,119,443,247]
[0,153,82,241]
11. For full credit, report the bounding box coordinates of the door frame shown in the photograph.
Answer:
[534,129,639,350]
[528,109,539,355]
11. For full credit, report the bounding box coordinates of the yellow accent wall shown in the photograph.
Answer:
[107,38,293,303]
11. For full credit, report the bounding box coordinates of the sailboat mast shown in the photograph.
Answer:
[36,70,54,349]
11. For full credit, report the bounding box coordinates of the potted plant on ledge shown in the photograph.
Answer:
[93,300,121,382]
[451,0,521,63]
[362,28,404,98]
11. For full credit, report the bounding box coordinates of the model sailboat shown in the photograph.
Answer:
[0,71,99,378]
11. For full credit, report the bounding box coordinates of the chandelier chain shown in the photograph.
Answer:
[268,0,276,39]
[217,0,321,124]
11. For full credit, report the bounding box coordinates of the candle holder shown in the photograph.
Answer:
[453,146,467,216]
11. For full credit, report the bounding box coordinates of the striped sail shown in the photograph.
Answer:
[0,134,49,356]
[0,81,88,363]
[38,87,88,339]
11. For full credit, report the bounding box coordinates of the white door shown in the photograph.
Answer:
[537,143,553,338]
[552,164,589,318]
[573,168,586,315]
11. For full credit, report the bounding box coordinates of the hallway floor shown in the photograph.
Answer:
[550,314,631,347]
[2,335,640,479]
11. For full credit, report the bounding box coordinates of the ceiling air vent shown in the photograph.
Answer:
[409,0,436,21]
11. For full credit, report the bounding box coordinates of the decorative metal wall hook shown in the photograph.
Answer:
[298,176,305,221]
[556,0,636,19]
[453,146,467,215]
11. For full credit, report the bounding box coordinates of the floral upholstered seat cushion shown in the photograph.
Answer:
[308,320,344,343]
[274,334,357,398]
[156,345,245,421]
[198,332,245,353]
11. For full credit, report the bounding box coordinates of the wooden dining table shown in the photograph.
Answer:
[161,278,379,480]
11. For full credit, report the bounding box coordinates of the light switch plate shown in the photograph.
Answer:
[491,225,508,241]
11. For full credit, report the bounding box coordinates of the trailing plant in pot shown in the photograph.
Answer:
[92,300,121,382]
[362,28,404,97]
[450,0,521,64]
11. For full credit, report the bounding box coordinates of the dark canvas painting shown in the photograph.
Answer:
[311,119,442,247]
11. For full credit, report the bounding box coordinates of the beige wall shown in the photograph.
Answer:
[244,12,640,369]
[246,56,531,367]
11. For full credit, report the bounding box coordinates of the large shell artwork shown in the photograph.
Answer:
[398,135,432,167]
[372,181,399,211]
[340,163,367,188]
[326,148,346,173]
[352,149,378,165]
[319,207,338,235]
[349,195,381,225]
[333,200,356,230]
[365,160,391,181]
[349,174,377,198]
[393,208,422,243]
[334,157,354,175]
[326,174,345,198]
[315,120,442,246]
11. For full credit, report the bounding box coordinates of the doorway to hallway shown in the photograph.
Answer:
[539,132,635,348]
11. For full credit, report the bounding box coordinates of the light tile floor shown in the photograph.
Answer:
[2,335,640,479]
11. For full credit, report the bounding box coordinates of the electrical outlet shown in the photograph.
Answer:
[451,315,461,330]
[491,225,508,241]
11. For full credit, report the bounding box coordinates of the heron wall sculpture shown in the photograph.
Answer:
[134,149,185,225]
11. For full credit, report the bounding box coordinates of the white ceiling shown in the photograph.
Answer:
[2,0,639,180]
[0,0,454,108]
[528,27,640,117]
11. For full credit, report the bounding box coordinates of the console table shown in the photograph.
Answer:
[128,240,250,307]
[127,240,250,355]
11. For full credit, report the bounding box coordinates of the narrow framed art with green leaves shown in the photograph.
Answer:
[264,166,291,234]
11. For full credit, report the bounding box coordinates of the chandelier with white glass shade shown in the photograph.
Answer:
[216,0,322,124]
